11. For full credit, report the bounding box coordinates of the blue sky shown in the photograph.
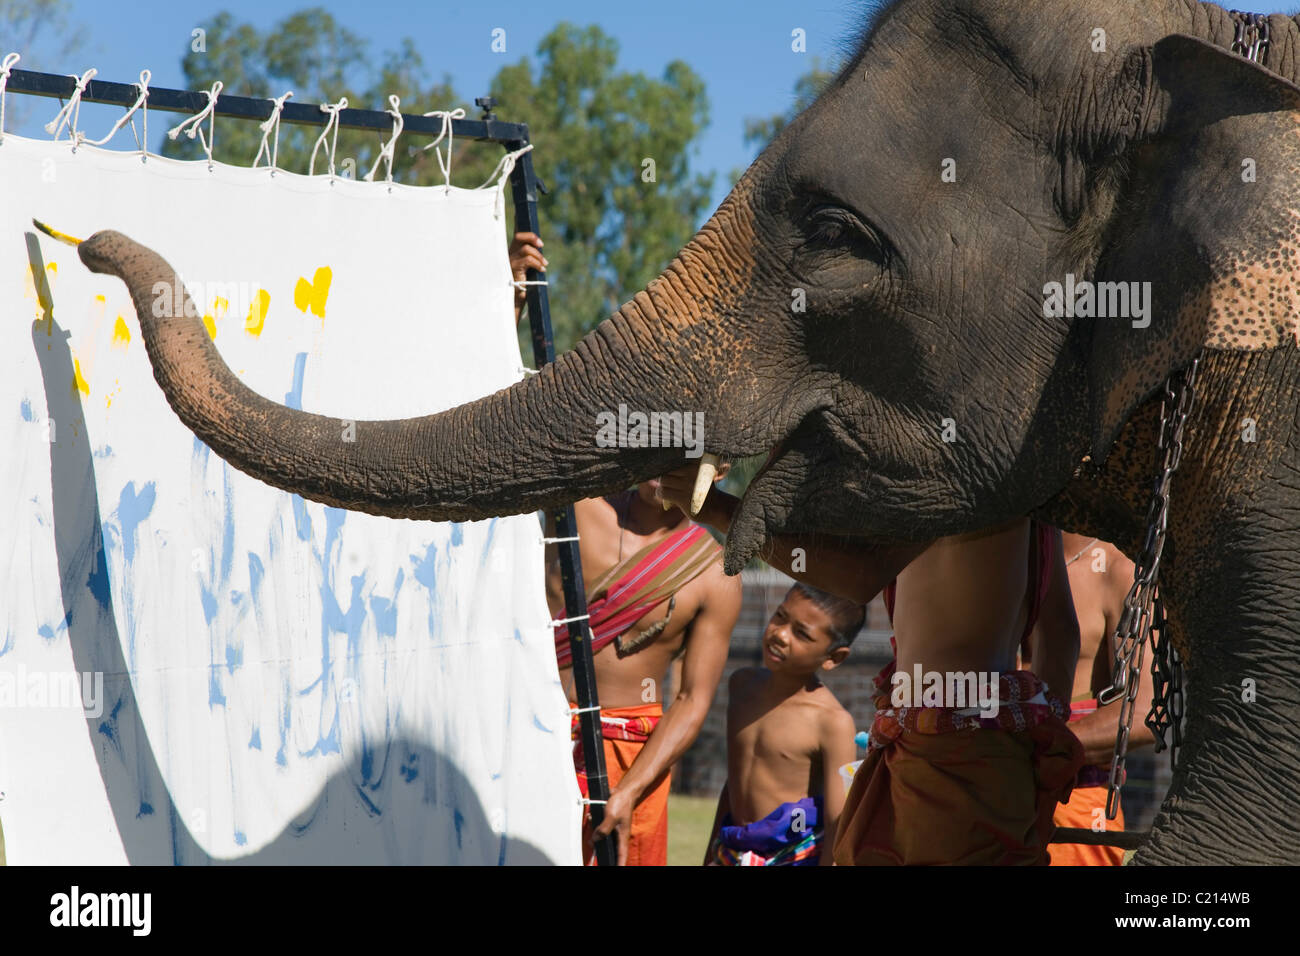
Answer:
[8,0,860,215]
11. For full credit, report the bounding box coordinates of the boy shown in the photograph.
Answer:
[703,583,861,866]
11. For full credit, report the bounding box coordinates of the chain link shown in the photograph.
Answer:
[1230,11,1271,64]
[1097,354,1200,819]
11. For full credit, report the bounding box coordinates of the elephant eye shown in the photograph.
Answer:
[803,203,889,265]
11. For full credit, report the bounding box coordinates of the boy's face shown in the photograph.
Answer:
[762,591,846,675]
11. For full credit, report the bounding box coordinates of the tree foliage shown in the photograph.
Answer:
[165,10,712,352]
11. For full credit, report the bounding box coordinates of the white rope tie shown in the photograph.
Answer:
[252,90,293,174]
[578,798,607,806]
[541,535,580,545]
[569,704,601,716]
[87,69,150,148]
[0,52,20,145]
[551,613,590,627]
[167,80,223,170]
[45,67,96,147]
[420,108,465,193]
[364,94,404,186]
[309,96,348,178]
[482,143,535,218]
[517,366,540,376]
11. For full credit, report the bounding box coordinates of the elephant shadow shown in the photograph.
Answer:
[26,234,556,865]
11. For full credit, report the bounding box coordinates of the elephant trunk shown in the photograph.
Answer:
[1132,632,1300,864]
[78,191,785,521]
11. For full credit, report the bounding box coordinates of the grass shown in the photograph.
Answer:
[668,792,718,866]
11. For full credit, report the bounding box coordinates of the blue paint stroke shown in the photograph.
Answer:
[19,398,33,421]
[116,481,157,566]
[284,352,308,410]
[97,696,126,759]
[248,553,265,599]
[272,353,315,542]
[533,714,553,734]
[275,684,290,768]
[368,568,403,638]
[85,539,112,612]
[249,727,262,750]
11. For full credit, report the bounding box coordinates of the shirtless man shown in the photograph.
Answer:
[1048,533,1155,865]
[659,468,1083,865]
[508,232,741,866]
[547,475,742,866]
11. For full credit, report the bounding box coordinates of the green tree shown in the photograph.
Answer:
[165,12,713,353]
[728,56,838,187]
[0,0,85,126]
[164,9,499,188]
[489,24,713,350]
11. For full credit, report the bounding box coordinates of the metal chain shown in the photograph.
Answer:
[1097,354,1200,819]
[1230,11,1271,64]
[1145,592,1184,764]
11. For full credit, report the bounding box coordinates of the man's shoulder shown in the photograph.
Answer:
[575,494,619,525]
[807,683,854,727]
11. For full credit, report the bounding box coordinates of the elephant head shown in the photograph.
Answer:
[77,0,1300,863]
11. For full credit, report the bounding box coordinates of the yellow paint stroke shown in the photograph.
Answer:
[72,357,90,396]
[105,378,122,410]
[244,289,271,337]
[293,266,332,319]
[112,316,131,349]
[203,295,229,341]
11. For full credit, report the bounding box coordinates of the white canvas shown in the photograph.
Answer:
[0,133,580,865]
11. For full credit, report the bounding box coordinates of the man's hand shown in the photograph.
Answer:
[592,785,634,866]
[509,231,547,322]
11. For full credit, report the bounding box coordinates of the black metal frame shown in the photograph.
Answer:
[1,69,615,866]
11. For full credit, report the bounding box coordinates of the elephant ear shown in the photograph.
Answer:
[1088,34,1300,460]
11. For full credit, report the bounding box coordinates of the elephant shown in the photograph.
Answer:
[64,0,1300,864]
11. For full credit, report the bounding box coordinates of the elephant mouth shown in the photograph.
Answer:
[720,413,834,574]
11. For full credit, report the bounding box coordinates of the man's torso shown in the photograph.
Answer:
[725,668,833,825]
[892,518,1035,676]
[548,492,716,707]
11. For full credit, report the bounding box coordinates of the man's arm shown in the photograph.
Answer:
[657,472,924,603]
[591,563,742,864]
[703,781,730,865]
[818,708,858,866]
[1026,526,1081,701]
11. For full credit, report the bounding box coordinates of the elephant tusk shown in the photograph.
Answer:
[690,453,719,515]
[32,219,84,247]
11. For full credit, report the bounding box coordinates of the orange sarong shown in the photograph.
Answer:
[1050,785,1126,866]
[1050,698,1125,865]
[832,671,1084,866]
[571,702,670,866]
